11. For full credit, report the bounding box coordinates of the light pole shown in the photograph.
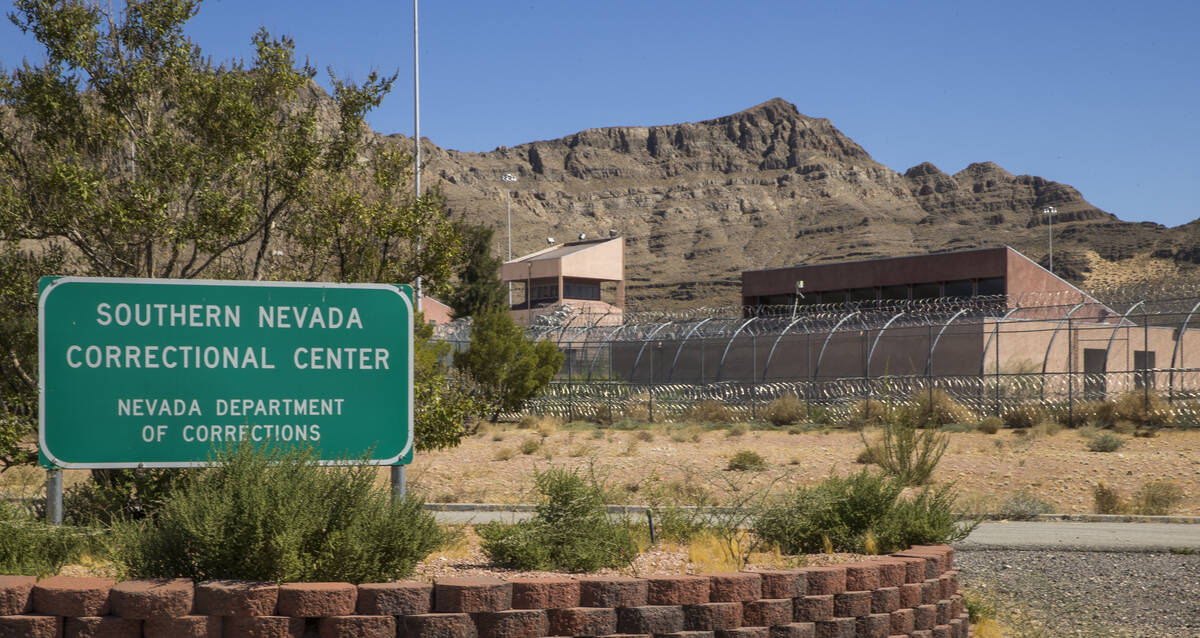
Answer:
[503,173,517,305]
[1042,206,1057,274]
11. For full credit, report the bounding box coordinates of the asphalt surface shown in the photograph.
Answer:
[427,507,1200,551]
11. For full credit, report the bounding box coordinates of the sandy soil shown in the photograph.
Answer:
[403,422,1200,516]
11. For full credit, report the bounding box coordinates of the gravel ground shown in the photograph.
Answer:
[956,549,1200,637]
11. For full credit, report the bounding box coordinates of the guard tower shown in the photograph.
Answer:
[501,236,625,326]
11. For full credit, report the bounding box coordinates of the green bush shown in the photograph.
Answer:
[64,469,185,526]
[868,414,948,486]
[752,469,973,554]
[1086,432,1125,452]
[996,491,1054,520]
[112,444,445,583]
[0,501,100,576]
[478,468,637,571]
[1132,480,1183,515]
[762,394,806,426]
[726,450,767,472]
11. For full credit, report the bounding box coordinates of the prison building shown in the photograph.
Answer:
[741,246,1098,317]
[580,247,1200,400]
[501,236,625,327]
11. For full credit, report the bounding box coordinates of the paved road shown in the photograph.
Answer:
[428,508,1200,551]
[955,521,1200,551]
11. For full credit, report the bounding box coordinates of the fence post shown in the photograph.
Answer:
[1068,318,1073,426]
[1144,308,1150,417]
[995,322,1001,416]
[864,327,871,423]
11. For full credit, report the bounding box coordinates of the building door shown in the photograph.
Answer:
[1134,350,1156,390]
[1083,348,1106,399]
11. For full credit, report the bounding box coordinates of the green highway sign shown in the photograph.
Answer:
[38,277,413,468]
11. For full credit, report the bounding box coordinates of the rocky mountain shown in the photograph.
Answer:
[385,98,1199,309]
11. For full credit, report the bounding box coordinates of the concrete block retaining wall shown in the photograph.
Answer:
[0,545,966,638]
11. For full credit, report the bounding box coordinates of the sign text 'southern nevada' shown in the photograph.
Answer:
[39,277,413,468]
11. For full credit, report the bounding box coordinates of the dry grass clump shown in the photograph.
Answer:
[1002,403,1046,429]
[762,394,805,426]
[684,400,736,424]
[847,399,894,427]
[1092,480,1184,515]
[1112,391,1174,428]
[623,394,651,421]
[976,416,1003,434]
[911,388,975,425]
[519,438,542,455]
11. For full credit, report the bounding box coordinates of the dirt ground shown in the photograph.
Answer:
[402,421,1200,516]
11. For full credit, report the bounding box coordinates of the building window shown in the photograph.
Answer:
[977,277,1005,296]
[881,284,909,301]
[912,282,940,299]
[850,287,877,302]
[944,280,973,298]
[531,284,558,301]
[564,282,601,300]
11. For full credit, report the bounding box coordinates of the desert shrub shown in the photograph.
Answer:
[996,491,1054,520]
[847,399,893,427]
[868,413,948,486]
[763,394,805,426]
[1132,480,1184,515]
[111,444,445,583]
[685,400,735,424]
[726,423,748,437]
[1030,420,1062,438]
[622,394,651,421]
[478,468,637,571]
[652,506,711,544]
[585,404,615,425]
[519,438,542,455]
[635,430,655,442]
[1092,483,1125,514]
[911,388,974,426]
[0,501,101,576]
[493,446,517,461]
[1113,391,1173,428]
[63,469,185,526]
[752,469,973,554]
[727,450,766,472]
[1063,400,1118,428]
[976,417,1002,434]
[1086,432,1125,452]
[855,445,882,465]
[1002,404,1045,429]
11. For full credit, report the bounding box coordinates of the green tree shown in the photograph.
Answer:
[413,313,481,450]
[0,0,470,476]
[447,223,505,319]
[0,246,64,472]
[454,309,563,421]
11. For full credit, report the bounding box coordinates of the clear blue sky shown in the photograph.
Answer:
[3,0,1197,226]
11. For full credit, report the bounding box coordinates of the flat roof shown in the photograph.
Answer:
[504,237,618,264]
[742,246,1010,276]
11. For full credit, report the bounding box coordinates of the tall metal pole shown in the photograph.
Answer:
[413,0,421,199]
[394,0,422,502]
[503,173,517,306]
[1042,206,1057,274]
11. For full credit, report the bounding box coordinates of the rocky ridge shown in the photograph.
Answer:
[379,97,1198,309]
